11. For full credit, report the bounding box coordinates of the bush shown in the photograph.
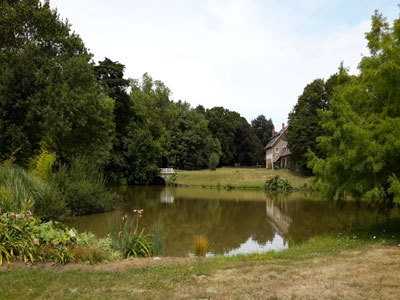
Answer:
[193,235,210,257]
[110,210,153,258]
[0,211,114,266]
[0,211,75,265]
[29,149,56,180]
[51,158,119,215]
[0,165,66,219]
[69,245,107,264]
[264,175,293,192]
[208,153,219,171]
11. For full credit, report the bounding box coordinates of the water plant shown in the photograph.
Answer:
[264,175,293,192]
[110,209,153,258]
[151,221,165,256]
[193,235,210,257]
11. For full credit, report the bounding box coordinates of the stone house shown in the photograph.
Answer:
[265,123,291,169]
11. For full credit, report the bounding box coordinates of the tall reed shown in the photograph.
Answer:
[151,221,165,256]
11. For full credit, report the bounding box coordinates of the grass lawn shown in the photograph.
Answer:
[174,167,312,189]
[2,220,400,299]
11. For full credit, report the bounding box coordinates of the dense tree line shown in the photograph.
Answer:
[0,0,275,185]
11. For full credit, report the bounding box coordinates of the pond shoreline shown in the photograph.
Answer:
[170,182,311,192]
[170,168,314,191]
[2,237,400,299]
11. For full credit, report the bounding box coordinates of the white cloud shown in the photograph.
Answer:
[50,0,373,127]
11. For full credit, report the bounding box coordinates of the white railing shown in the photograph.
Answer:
[160,168,175,174]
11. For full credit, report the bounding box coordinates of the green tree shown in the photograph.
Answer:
[117,73,173,183]
[95,58,131,134]
[168,102,218,169]
[287,75,337,170]
[234,122,264,166]
[251,115,274,146]
[208,153,220,171]
[95,58,131,182]
[0,0,114,166]
[308,11,400,206]
[205,107,245,166]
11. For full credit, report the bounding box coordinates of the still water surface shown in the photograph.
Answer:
[65,186,397,257]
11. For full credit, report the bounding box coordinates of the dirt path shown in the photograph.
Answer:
[7,256,198,272]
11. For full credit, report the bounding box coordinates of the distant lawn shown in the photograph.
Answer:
[174,167,312,189]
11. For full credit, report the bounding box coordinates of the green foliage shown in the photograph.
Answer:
[29,149,56,180]
[51,158,119,216]
[0,187,14,212]
[110,210,153,258]
[0,0,114,167]
[208,153,220,171]
[0,211,77,265]
[0,164,66,219]
[287,75,338,170]
[108,73,172,184]
[151,221,165,256]
[166,173,177,185]
[308,11,400,205]
[251,115,275,146]
[95,58,132,183]
[234,122,264,166]
[169,104,218,169]
[205,107,263,166]
[122,124,161,184]
[0,210,114,265]
[264,175,293,192]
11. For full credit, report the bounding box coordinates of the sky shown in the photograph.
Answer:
[49,0,398,127]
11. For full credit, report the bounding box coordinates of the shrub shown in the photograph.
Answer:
[0,211,112,266]
[0,165,66,219]
[208,153,219,171]
[0,211,74,265]
[264,175,293,192]
[70,245,107,264]
[29,149,56,180]
[110,210,153,258]
[193,235,210,257]
[166,173,177,185]
[51,158,119,215]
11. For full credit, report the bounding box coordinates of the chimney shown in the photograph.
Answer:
[282,123,285,131]
[271,129,275,136]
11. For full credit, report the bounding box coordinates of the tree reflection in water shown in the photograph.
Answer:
[64,186,399,257]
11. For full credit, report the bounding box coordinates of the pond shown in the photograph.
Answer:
[64,186,399,257]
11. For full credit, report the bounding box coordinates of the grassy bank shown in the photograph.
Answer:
[2,220,399,299]
[173,167,312,190]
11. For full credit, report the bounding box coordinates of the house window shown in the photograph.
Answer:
[275,147,279,153]
[282,146,287,152]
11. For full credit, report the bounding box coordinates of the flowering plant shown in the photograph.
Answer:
[110,209,153,258]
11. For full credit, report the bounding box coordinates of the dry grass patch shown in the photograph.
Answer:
[170,245,400,300]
